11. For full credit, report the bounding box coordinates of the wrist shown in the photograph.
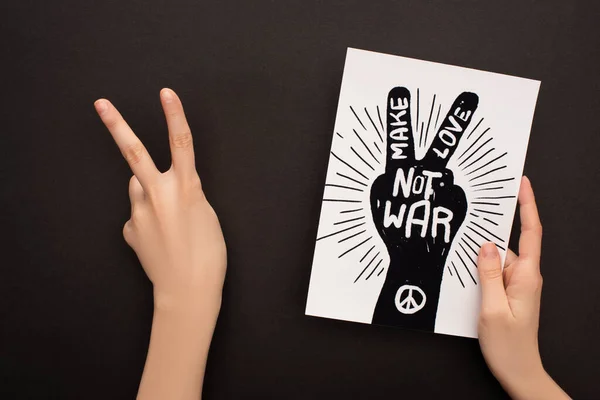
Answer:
[153,287,222,322]
[139,289,220,400]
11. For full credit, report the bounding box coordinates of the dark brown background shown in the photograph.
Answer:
[1,0,599,398]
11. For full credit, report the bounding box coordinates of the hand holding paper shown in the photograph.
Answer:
[477,178,569,400]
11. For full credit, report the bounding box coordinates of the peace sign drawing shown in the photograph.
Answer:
[395,285,427,315]
[306,48,540,338]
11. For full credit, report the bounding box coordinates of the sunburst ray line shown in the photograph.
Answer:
[434,104,442,131]
[483,217,499,226]
[339,207,363,214]
[364,108,384,142]
[336,172,368,187]
[350,106,367,130]
[458,136,493,167]
[376,105,385,131]
[470,221,505,243]
[339,229,366,243]
[464,232,482,249]
[460,237,479,257]
[353,129,380,164]
[455,249,477,284]
[457,127,491,161]
[471,201,500,206]
[333,216,365,225]
[475,195,516,200]
[316,222,366,241]
[466,117,484,140]
[422,93,437,149]
[338,236,372,258]
[465,152,508,176]
[331,152,369,180]
[472,208,503,216]
[325,183,363,192]
[471,186,505,192]
[322,198,362,203]
[373,141,382,154]
[468,165,507,182]
[466,225,506,251]
[469,177,515,188]
[360,245,376,262]
[461,147,495,171]
[366,259,384,280]
[416,88,420,137]
[451,261,465,288]
[354,252,381,283]
[458,242,477,267]
[351,147,375,171]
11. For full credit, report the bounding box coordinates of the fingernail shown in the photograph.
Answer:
[94,100,108,115]
[481,242,498,259]
[161,89,173,103]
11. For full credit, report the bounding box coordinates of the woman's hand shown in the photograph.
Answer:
[95,88,226,400]
[477,176,569,400]
[95,88,226,312]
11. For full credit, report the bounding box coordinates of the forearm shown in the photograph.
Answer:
[137,295,221,400]
[502,367,570,400]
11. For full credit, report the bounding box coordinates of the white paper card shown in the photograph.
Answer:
[305,48,540,338]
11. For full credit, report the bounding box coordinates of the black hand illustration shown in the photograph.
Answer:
[370,87,478,331]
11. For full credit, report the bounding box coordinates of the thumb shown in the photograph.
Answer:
[478,242,509,314]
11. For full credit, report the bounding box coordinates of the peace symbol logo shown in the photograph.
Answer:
[394,285,427,314]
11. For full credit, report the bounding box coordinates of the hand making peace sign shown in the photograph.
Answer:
[370,87,479,330]
[95,89,227,398]
[94,89,226,311]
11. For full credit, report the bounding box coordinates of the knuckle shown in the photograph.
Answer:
[122,143,146,165]
[122,221,135,244]
[190,174,202,189]
[170,131,193,149]
[104,116,119,130]
[531,272,544,291]
[183,177,205,202]
[480,308,508,325]
[527,221,543,237]
[130,209,145,226]
[481,265,503,281]
[166,110,180,119]
[129,176,145,197]
[128,175,139,190]
[143,180,162,199]
[191,176,205,198]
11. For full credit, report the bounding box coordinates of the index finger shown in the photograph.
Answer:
[385,87,415,172]
[423,92,479,168]
[518,176,542,262]
[94,99,160,188]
